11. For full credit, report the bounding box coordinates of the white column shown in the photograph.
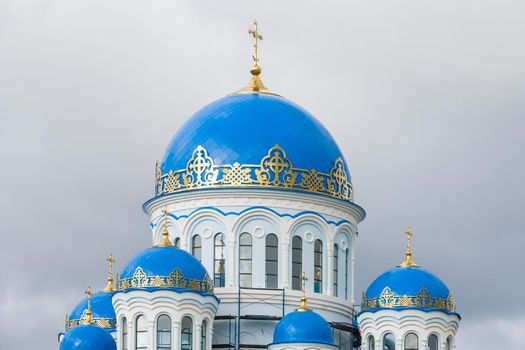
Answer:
[326,246,334,296]
[209,325,214,350]
[227,237,235,287]
[281,235,290,289]
[172,320,180,350]
[195,323,202,350]
[148,320,155,350]
[128,321,134,350]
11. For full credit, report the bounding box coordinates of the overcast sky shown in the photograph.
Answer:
[1,0,524,349]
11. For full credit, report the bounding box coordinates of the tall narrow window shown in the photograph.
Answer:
[192,235,202,261]
[368,335,375,350]
[383,333,395,350]
[239,233,252,287]
[314,239,323,293]
[345,249,349,299]
[201,321,207,350]
[404,333,418,350]
[265,234,278,288]
[291,236,303,290]
[446,337,452,350]
[428,335,439,350]
[156,315,171,350]
[333,244,339,296]
[174,237,180,248]
[181,317,193,350]
[122,317,128,350]
[214,233,226,287]
[135,315,148,350]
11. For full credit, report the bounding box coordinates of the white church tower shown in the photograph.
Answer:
[357,227,460,350]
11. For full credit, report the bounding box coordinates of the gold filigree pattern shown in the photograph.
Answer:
[361,287,457,313]
[65,310,116,331]
[156,145,353,202]
[118,267,214,294]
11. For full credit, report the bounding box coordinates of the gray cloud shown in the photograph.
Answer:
[1,0,524,348]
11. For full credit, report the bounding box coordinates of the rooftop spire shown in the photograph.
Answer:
[297,271,311,311]
[400,225,419,267]
[158,207,172,247]
[80,286,94,325]
[235,20,275,95]
[103,253,116,292]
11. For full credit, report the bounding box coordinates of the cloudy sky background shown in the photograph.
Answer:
[1,0,524,348]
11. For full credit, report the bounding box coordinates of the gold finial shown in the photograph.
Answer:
[81,286,94,325]
[103,253,116,292]
[235,20,276,95]
[297,272,311,311]
[400,225,419,267]
[158,207,172,247]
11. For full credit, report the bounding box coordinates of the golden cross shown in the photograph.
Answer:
[248,20,263,67]
[107,253,115,277]
[405,225,413,254]
[400,225,418,267]
[85,286,93,311]
[298,271,310,311]
[301,271,308,294]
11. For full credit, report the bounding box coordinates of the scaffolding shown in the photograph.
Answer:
[213,287,361,350]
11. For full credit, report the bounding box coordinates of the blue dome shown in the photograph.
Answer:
[67,291,116,331]
[118,246,213,295]
[273,310,334,345]
[361,266,457,314]
[60,324,116,350]
[155,93,354,203]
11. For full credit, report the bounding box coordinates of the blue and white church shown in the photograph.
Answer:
[58,22,461,350]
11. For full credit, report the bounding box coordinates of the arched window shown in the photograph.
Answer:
[135,315,148,350]
[201,321,207,350]
[383,333,395,350]
[239,233,252,287]
[428,334,439,350]
[291,236,302,290]
[333,244,339,296]
[314,239,323,293]
[174,237,180,248]
[192,235,202,261]
[344,248,349,299]
[265,234,278,288]
[214,233,226,287]
[446,337,452,350]
[156,315,171,349]
[404,333,419,350]
[181,317,193,350]
[368,335,375,350]
[122,317,128,350]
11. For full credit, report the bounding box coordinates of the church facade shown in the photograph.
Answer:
[59,22,460,350]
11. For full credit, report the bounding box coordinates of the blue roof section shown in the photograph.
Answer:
[69,291,115,328]
[119,246,213,295]
[273,310,334,345]
[161,93,350,175]
[365,266,450,300]
[60,324,116,350]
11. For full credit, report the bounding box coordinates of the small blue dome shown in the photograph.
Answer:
[60,324,116,350]
[155,93,354,203]
[361,266,457,314]
[273,310,334,345]
[118,246,213,295]
[67,291,116,330]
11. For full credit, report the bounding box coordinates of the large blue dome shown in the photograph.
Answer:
[272,310,334,345]
[67,291,116,331]
[118,246,213,295]
[361,266,457,315]
[60,324,116,350]
[154,93,353,203]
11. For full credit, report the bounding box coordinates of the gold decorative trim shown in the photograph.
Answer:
[118,267,214,294]
[156,145,353,202]
[361,287,456,313]
[65,310,116,331]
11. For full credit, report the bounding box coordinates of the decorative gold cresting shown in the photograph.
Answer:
[400,225,419,267]
[235,20,276,95]
[158,207,172,247]
[80,286,94,325]
[103,253,116,292]
[297,272,311,311]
